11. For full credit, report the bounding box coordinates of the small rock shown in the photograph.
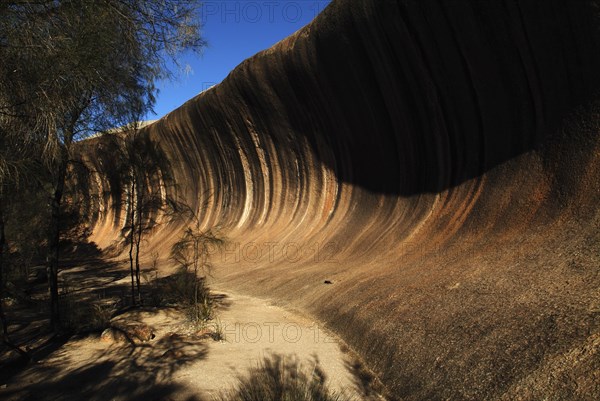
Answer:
[127,324,155,342]
[100,324,154,344]
[100,328,114,342]
[100,328,127,343]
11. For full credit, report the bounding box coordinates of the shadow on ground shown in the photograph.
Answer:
[1,304,210,401]
[0,237,213,401]
[214,352,353,401]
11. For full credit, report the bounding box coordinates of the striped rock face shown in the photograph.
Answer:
[81,1,600,399]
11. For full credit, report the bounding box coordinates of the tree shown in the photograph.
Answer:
[121,125,169,306]
[86,124,172,307]
[170,206,224,323]
[0,0,205,331]
[0,122,44,357]
[0,47,48,346]
[0,5,47,331]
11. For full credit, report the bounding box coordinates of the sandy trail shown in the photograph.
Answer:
[0,289,376,401]
[176,291,366,398]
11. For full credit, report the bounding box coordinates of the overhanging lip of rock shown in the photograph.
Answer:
[79,0,600,399]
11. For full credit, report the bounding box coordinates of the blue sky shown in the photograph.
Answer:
[148,0,332,119]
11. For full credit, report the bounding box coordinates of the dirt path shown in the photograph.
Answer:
[176,291,369,398]
[0,289,379,400]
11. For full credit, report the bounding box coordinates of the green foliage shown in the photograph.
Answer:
[0,0,205,329]
[0,0,206,148]
[160,262,213,325]
[4,181,50,258]
[170,225,223,325]
[170,227,223,274]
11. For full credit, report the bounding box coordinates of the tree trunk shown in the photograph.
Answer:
[134,183,143,305]
[0,198,8,338]
[48,155,67,332]
[0,200,29,358]
[128,177,136,306]
[135,210,141,305]
[194,239,199,307]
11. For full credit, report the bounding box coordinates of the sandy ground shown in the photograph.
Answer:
[179,291,360,397]
[0,288,380,401]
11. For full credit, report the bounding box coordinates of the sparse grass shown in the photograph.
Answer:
[169,226,223,327]
[216,354,354,401]
[141,262,218,330]
[141,265,164,307]
[161,268,214,325]
[181,277,213,326]
[59,278,116,333]
[208,316,224,341]
[60,295,116,333]
[185,296,213,324]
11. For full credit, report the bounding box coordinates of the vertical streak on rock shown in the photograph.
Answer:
[82,0,600,398]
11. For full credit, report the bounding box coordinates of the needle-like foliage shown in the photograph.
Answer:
[0,0,206,330]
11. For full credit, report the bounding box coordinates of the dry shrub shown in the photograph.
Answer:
[217,354,354,401]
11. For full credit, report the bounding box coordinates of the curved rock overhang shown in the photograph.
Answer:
[82,0,600,399]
